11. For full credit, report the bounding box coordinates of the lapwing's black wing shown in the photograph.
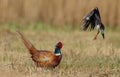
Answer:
[94,7,101,21]
[90,7,101,30]
[95,13,101,26]
[81,8,96,31]
[90,18,96,31]
[94,10,105,30]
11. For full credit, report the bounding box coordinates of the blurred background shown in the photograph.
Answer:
[0,0,120,28]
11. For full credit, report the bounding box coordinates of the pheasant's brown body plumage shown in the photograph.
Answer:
[17,31,62,68]
[31,50,62,67]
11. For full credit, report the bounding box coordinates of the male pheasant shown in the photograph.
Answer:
[17,31,63,68]
[81,7,105,40]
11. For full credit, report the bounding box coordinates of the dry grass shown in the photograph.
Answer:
[0,23,120,77]
[0,0,120,26]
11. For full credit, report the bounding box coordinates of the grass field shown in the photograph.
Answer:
[0,23,120,77]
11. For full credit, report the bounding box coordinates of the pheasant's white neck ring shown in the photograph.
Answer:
[55,53,61,56]
[54,47,61,56]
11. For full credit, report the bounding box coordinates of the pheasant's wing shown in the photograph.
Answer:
[32,51,57,67]
[81,9,95,30]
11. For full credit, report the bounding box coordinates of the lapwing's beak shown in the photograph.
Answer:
[100,29,105,39]
[102,33,105,39]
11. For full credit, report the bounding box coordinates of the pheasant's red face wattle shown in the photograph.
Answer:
[57,42,63,49]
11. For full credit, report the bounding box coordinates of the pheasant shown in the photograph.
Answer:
[81,7,105,40]
[17,31,63,68]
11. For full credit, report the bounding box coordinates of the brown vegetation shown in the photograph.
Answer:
[0,0,120,26]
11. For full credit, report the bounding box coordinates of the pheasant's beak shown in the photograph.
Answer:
[55,44,58,48]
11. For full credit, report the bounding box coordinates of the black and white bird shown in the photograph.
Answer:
[81,7,105,40]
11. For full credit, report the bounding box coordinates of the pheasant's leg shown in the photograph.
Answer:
[93,30,100,40]
[36,62,40,67]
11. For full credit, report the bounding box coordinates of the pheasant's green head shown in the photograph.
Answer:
[54,42,63,56]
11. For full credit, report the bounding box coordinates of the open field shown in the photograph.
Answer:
[0,23,120,77]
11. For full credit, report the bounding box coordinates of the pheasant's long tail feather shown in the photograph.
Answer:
[17,31,38,55]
